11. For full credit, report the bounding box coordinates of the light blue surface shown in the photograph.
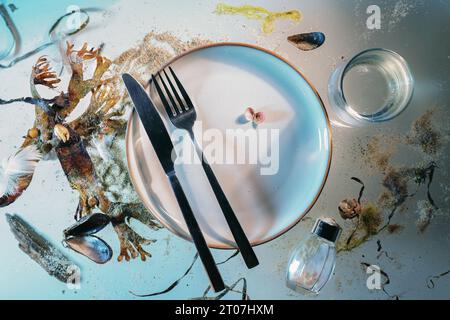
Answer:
[0,0,117,60]
[0,0,449,300]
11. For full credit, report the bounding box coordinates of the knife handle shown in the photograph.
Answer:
[168,171,225,292]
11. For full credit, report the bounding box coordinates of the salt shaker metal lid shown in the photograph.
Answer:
[311,218,341,243]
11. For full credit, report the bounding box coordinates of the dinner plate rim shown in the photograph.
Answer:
[125,42,333,249]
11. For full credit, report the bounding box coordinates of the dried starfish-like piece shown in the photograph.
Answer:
[66,42,99,62]
[77,42,99,60]
[113,222,155,262]
[32,56,61,89]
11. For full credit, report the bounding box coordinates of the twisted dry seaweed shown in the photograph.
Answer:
[1,34,216,264]
[0,42,161,262]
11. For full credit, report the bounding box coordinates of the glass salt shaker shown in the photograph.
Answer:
[286,217,341,295]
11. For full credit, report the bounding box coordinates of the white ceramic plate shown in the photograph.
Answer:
[126,43,331,249]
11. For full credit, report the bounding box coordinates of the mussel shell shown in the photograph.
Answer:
[287,32,325,51]
[65,235,113,264]
[64,212,111,237]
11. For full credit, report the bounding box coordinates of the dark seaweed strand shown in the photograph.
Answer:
[0,97,56,114]
[195,277,249,300]
[381,162,438,231]
[376,239,382,252]
[426,268,450,289]
[425,162,438,209]
[129,253,199,297]
[217,249,240,265]
[0,8,92,69]
[345,215,360,247]
[129,249,241,298]
[343,177,366,246]
[351,177,365,204]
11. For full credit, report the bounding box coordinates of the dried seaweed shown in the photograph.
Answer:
[195,278,249,300]
[337,178,383,252]
[0,8,92,69]
[375,240,394,261]
[214,3,302,34]
[130,250,242,298]
[0,42,160,263]
[426,269,450,289]
[1,31,217,267]
[6,213,78,283]
[130,253,199,297]
[217,250,240,265]
[380,162,439,231]
[387,224,404,234]
[406,110,442,155]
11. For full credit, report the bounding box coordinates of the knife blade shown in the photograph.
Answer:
[122,73,225,292]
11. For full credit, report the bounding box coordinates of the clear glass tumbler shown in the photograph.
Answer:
[328,48,414,127]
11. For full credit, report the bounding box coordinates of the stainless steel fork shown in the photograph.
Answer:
[152,67,259,269]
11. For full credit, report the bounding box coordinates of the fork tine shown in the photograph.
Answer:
[158,72,180,115]
[152,74,176,117]
[169,66,193,110]
[163,69,185,112]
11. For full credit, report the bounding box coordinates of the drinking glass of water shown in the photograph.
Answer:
[328,48,414,127]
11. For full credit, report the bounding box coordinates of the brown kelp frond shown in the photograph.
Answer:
[67,42,99,63]
[54,124,110,219]
[108,202,162,231]
[69,81,121,138]
[0,145,42,207]
[62,42,112,119]
[32,56,61,89]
